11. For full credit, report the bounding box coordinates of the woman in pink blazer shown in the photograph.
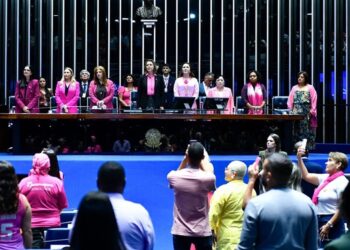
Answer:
[15,65,40,113]
[55,67,80,113]
[89,66,115,110]
[207,75,234,114]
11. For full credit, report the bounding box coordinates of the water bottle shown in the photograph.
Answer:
[10,106,16,114]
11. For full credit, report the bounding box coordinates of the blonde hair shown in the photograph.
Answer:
[93,66,108,86]
[329,152,348,171]
[60,67,76,83]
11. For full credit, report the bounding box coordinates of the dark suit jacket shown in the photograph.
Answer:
[137,75,165,109]
[80,81,90,111]
[163,75,175,108]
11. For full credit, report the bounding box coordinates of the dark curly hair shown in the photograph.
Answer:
[0,161,19,214]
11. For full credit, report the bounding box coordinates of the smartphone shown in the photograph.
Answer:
[301,139,307,150]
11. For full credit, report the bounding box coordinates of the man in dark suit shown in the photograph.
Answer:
[162,64,175,109]
[79,69,90,113]
[199,72,215,97]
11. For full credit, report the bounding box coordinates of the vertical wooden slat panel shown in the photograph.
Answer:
[49,0,54,88]
[107,0,110,76]
[209,0,212,72]
[2,1,8,102]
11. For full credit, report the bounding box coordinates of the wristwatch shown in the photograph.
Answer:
[326,222,334,228]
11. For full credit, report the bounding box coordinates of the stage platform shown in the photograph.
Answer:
[2,153,349,250]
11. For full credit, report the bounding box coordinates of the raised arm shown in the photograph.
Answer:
[297,148,320,186]
[242,165,258,209]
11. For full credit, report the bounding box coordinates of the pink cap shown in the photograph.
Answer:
[31,153,50,175]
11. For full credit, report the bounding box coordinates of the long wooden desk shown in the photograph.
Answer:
[0,113,304,154]
[0,113,304,121]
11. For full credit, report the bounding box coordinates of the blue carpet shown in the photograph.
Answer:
[1,153,349,250]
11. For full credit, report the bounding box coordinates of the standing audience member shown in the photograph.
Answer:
[79,69,90,113]
[0,161,32,250]
[42,148,64,180]
[237,153,318,250]
[294,141,324,198]
[89,66,115,111]
[84,135,102,153]
[162,64,175,109]
[15,65,40,113]
[97,161,155,250]
[173,62,199,109]
[118,74,138,109]
[240,70,266,114]
[325,182,350,250]
[209,161,253,250]
[55,67,80,113]
[207,75,234,114]
[69,191,126,250]
[19,153,68,249]
[38,77,52,113]
[167,142,216,250]
[137,59,165,110]
[288,71,317,150]
[199,72,215,97]
[297,150,349,248]
[112,133,131,153]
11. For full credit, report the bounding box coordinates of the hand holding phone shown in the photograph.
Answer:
[253,156,261,171]
[301,139,307,150]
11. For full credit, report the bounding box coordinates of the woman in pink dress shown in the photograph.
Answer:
[55,67,80,113]
[207,75,234,114]
[0,161,32,250]
[173,62,199,109]
[240,70,267,114]
[118,74,138,109]
[14,65,40,113]
[89,66,115,111]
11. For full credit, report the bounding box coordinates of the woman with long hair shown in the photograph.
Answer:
[38,77,52,113]
[0,161,32,249]
[173,62,199,109]
[89,65,115,111]
[69,191,125,250]
[240,70,267,114]
[42,148,64,180]
[55,67,80,113]
[14,65,40,113]
[137,59,165,110]
[19,153,68,248]
[288,71,317,150]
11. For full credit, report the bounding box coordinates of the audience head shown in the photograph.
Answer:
[266,133,281,152]
[297,71,309,86]
[42,148,61,180]
[262,153,293,189]
[326,152,348,173]
[0,161,19,214]
[31,153,50,176]
[215,75,225,89]
[203,72,215,86]
[62,67,76,82]
[180,62,195,77]
[287,163,302,191]
[124,74,135,86]
[80,69,90,81]
[39,77,47,88]
[339,182,350,224]
[70,191,125,250]
[93,66,108,84]
[187,142,205,167]
[144,59,156,75]
[20,65,34,87]
[162,64,171,75]
[247,70,261,84]
[224,160,247,182]
[97,161,126,193]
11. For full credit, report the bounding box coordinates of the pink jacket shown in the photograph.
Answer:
[287,84,317,128]
[89,79,115,109]
[19,174,68,228]
[15,79,40,113]
[55,81,80,113]
[207,87,235,114]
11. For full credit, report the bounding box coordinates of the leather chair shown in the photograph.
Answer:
[272,96,290,114]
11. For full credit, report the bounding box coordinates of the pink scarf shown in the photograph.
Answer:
[247,83,263,114]
[312,171,344,204]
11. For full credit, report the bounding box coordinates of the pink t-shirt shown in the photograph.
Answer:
[0,194,26,250]
[167,168,216,237]
[19,175,68,228]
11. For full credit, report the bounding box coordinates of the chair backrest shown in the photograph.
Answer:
[8,96,16,113]
[272,96,289,114]
[44,228,70,248]
[50,96,57,113]
[236,96,246,114]
[60,210,77,228]
[113,96,118,111]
